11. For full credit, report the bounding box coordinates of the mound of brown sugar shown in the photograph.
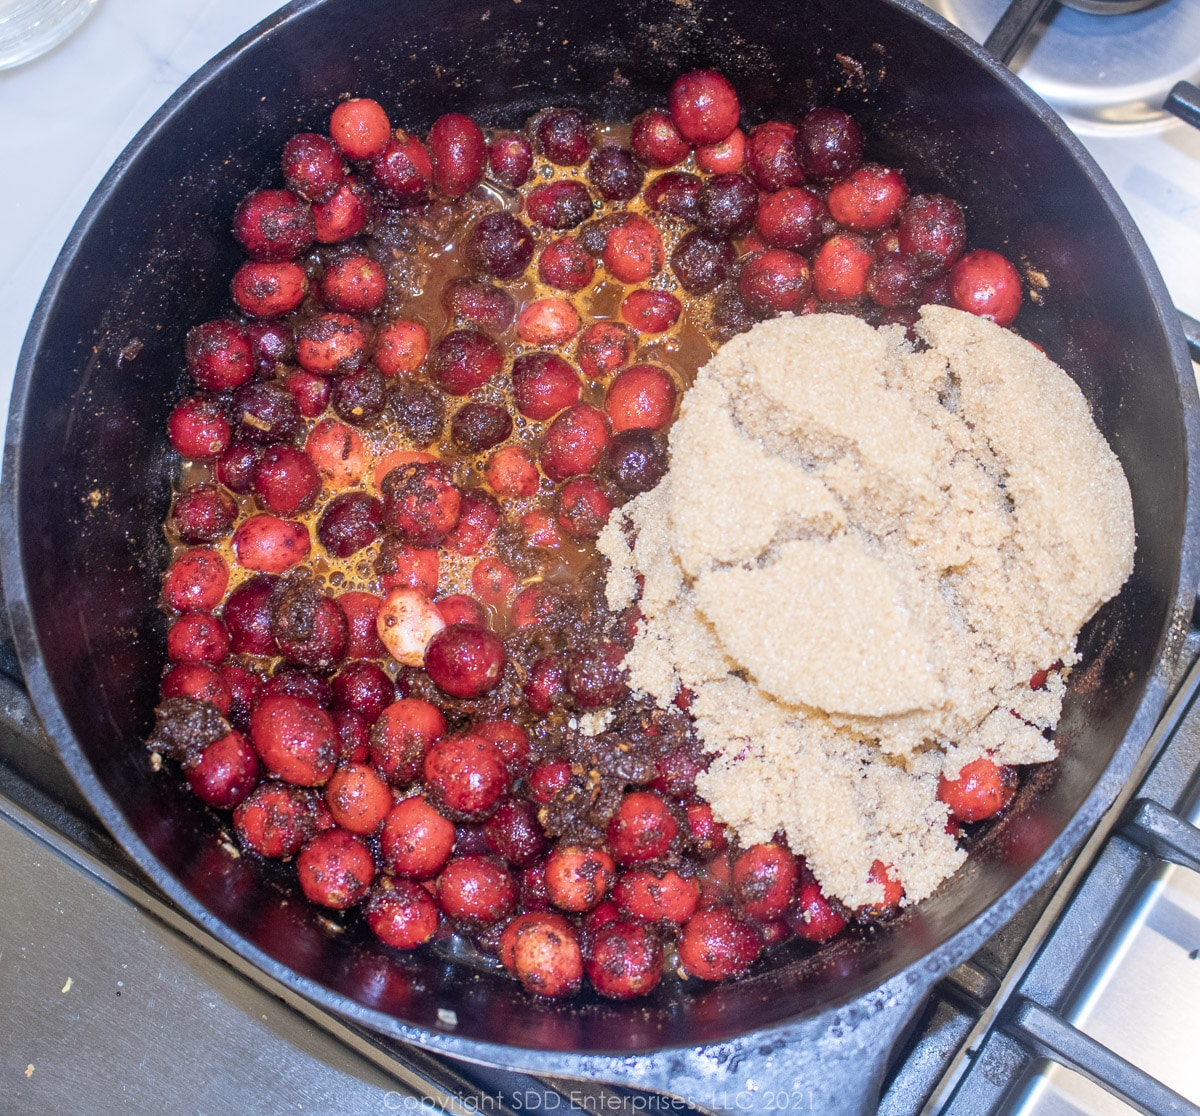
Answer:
[599,307,1135,908]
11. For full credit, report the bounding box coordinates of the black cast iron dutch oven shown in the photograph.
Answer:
[3,0,1199,1110]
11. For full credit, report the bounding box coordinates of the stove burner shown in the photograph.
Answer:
[928,0,1200,131]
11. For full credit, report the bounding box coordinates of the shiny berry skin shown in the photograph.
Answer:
[588,145,644,201]
[275,595,349,673]
[161,662,232,714]
[423,624,506,699]
[320,254,386,314]
[282,132,345,203]
[312,178,371,242]
[165,526,236,601]
[388,387,446,449]
[545,844,616,912]
[605,364,677,433]
[512,352,581,421]
[786,876,847,943]
[897,193,967,277]
[450,402,513,454]
[575,321,633,380]
[471,556,518,605]
[515,297,580,346]
[556,476,613,540]
[231,260,307,318]
[253,445,321,516]
[697,173,758,238]
[813,232,874,302]
[860,860,905,918]
[949,249,1023,327]
[381,795,456,878]
[938,756,1018,823]
[217,441,261,494]
[464,212,535,279]
[296,312,368,374]
[685,802,727,856]
[247,319,295,372]
[185,731,259,809]
[866,253,924,308]
[428,329,504,395]
[232,189,315,261]
[380,461,461,546]
[620,289,681,334]
[563,640,627,708]
[678,907,761,981]
[370,699,446,785]
[524,656,566,715]
[630,108,689,168]
[185,320,254,391]
[317,491,383,557]
[644,171,702,221]
[795,107,863,181]
[232,381,302,444]
[167,612,231,665]
[827,163,909,231]
[234,783,322,858]
[325,763,391,834]
[443,280,515,335]
[739,249,813,317]
[341,372,388,421]
[372,318,429,375]
[338,591,387,660]
[435,855,517,923]
[521,509,562,549]
[511,586,563,630]
[484,798,547,867]
[487,131,534,187]
[534,107,593,166]
[256,668,330,710]
[671,231,736,295]
[512,915,584,998]
[170,483,236,543]
[614,868,700,925]
[222,575,278,655]
[428,112,486,197]
[538,236,596,292]
[332,709,369,764]
[498,909,569,967]
[249,694,338,786]
[755,187,830,253]
[586,919,664,999]
[474,720,530,775]
[540,403,610,481]
[305,418,368,487]
[331,660,394,723]
[283,368,331,418]
[603,214,663,283]
[696,127,745,173]
[732,843,798,921]
[297,829,374,909]
[668,69,740,145]
[167,395,231,460]
[527,760,572,806]
[370,131,434,201]
[524,179,595,231]
[606,429,667,496]
[607,792,678,864]
[365,877,441,949]
[329,97,391,160]
[442,490,501,556]
[233,515,311,574]
[485,445,539,498]
[746,121,804,191]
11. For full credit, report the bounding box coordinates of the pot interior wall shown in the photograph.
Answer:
[9,0,1189,1054]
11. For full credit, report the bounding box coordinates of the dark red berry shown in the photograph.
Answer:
[738,249,813,317]
[442,278,516,333]
[795,107,863,181]
[755,187,830,253]
[231,260,308,318]
[586,919,664,999]
[370,131,434,202]
[630,108,689,168]
[428,112,487,197]
[232,381,302,444]
[896,193,967,277]
[232,189,315,261]
[511,352,581,421]
[524,180,594,230]
[297,829,374,908]
[606,792,678,864]
[668,69,740,145]
[746,121,804,191]
[185,320,254,392]
[534,107,593,166]
[464,212,535,279]
[320,253,386,314]
[450,402,513,454]
[253,445,321,516]
[588,146,644,201]
[167,395,232,460]
[423,625,506,699]
[606,429,667,495]
[428,329,503,395]
[538,236,596,292]
[487,131,534,187]
[380,461,461,546]
[317,491,383,557]
[365,878,440,948]
[697,173,758,237]
[540,403,610,481]
[170,483,237,543]
[249,694,338,786]
[678,907,761,980]
[282,132,345,203]
[671,231,735,294]
[643,171,702,222]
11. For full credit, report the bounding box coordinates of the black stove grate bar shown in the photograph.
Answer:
[1122,798,1200,874]
[1165,82,1200,131]
[1006,999,1200,1116]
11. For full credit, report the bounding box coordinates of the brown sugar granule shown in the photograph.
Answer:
[598,308,1135,908]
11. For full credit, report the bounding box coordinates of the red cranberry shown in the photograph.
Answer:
[232,188,314,261]
[795,107,863,181]
[230,260,307,318]
[524,655,566,715]
[282,132,345,203]
[232,381,301,444]
[556,477,613,540]
[630,108,689,168]
[588,145,644,201]
[620,289,681,334]
[696,126,745,173]
[538,236,596,292]
[370,698,446,785]
[938,756,1018,823]
[755,187,830,252]
[501,912,583,997]
[283,368,331,418]
[162,544,226,614]
[329,97,390,160]
[381,795,456,878]
[614,868,700,925]
[651,744,704,798]
[606,429,668,495]
[540,403,610,481]
[331,660,394,723]
[486,131,534,186]
[428,112,486,197]
[234,783,322,857]
[373,318,430,374]
[528,759,572,806]
[256,667,331,710]
[746,121,804,190]
[464,212,535,279]
[644,171,702,221]
[296,312,368,374]
[511,352,581,421]
[473,720,529,775]
[524,180,595,231]
[185,320,253,392]
[167,612,231,664]
[678,907,761,980]
[217,440,260,494]
[545,844,616,912]
[485,446,539,499]
[860,860,905,918]
[575,321,633,380]
[602,214,663,284]
[317,491,383,557]
[534,107,593,165]
[389,383,446,446]
[435,855,517,923]
[274,594,349,673]
[605,364,677,433]
[312,177,371,242]
[697,173,758,237]
[365,878,440,948]
[428,328,503,395]
[442,278,516,333]
[827,163,909,231]
[896,193,967,277]
[470,557,517,606]
[247,319,295,373]
[370,131,434,202]
[670,231,735,294]
[866,253,924,308]
[380,461,461,546]
[484,798,546,866]
[437,594,487,627]
[253,445,321,516]
[333,708,369,763]
[232,515,311,574]
[325,763,391,835]
[450,402,513,454]
[739,249,812,317]
[442,490,501,556]
[338,591,386,659]
[564,640,627,708]
[376,537,440,596]
[161,662,232,714]
[786,876,848,943]
[320,254,386,314]
[170,483,237,543]
[185,730,259,809]
[297,829,374,909]
[586,919,664,999]
[167,395,231,460]
[813,232,874,302]
[249,694,337,786]
[515,297,579,346]
[423,625,506,699]
[222,575,278,655]
[949,249,1023,327]
[732,843,798,921]
[607,792,678,864]
[668,69,740,145]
